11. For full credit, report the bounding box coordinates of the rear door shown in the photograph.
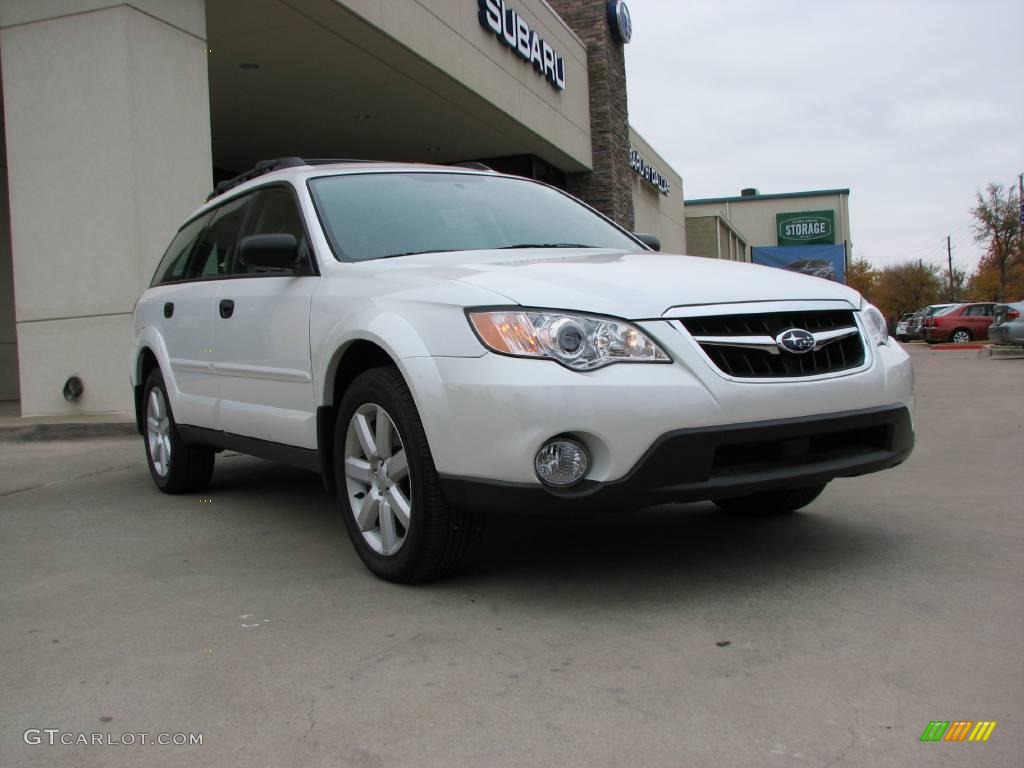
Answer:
[213,185,318,449]
[142,211,219,428]
[962,304,992,338]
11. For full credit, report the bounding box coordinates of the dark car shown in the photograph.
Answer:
[988,301,1024,346]
[922,302,996,344]
[783,258,836,281]
[908,303,955,340]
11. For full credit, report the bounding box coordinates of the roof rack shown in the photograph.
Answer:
[205,157,390,201]
[448,161,494,172]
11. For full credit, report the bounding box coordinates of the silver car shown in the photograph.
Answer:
[988,301,1024,346]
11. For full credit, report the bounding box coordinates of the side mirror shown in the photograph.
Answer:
[239,234,299,270]
[633,232,661,252]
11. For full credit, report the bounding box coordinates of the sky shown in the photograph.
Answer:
[624,0,1024,274]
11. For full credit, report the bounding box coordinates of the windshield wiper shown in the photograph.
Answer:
[376,249,459,259]
[497,243,596,249]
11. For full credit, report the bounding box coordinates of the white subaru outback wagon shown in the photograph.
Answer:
[131,158,914,582]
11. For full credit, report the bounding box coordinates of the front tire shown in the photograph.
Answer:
[713,483,827,515]
[143,369,215,493]
[334,367,480,583]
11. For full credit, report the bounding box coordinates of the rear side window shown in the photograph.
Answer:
[191,194,252,279]
[151,212,212,286]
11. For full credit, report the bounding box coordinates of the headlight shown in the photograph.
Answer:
[861,302,889,346]
[468,309,670,370]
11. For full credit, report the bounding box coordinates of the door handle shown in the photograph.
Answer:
[163,302,174,318]
[219,299,234,319]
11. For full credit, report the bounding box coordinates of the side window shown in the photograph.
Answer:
[151,212,212,286]
[965,305,983,317]
[233,186,310,274]
[191,194,252,279]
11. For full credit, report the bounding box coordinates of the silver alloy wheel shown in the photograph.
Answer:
[343,403,412,556]
[146,388,172,477]
[952,330,971,344]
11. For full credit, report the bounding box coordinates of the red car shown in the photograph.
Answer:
[922,302,995,344]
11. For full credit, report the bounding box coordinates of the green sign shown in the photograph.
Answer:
[777,210,835,246]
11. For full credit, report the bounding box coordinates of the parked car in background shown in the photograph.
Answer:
[988,301,1024,346]
[908,303,955,340]
[922,302,996,344]
[894,313,914,341]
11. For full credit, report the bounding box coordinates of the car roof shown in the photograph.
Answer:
[194,159,499,219]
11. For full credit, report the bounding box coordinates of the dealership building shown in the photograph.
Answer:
[0,0,693,416]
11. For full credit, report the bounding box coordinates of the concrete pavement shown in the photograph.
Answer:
[1,343,1021,767]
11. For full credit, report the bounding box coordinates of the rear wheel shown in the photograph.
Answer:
[713,483,827,515]
[951,328,972,344]
[335,367,480,583]
[143,369,215,493]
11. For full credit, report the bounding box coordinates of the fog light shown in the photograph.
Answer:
[534,438,589,487]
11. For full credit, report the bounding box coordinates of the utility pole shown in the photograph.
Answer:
[946,235,954,301]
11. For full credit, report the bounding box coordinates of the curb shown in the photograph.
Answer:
[0,422,138,442]
[928,343,986,351]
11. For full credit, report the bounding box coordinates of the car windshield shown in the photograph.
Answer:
[933,305,958,316]
[308,172,640,262]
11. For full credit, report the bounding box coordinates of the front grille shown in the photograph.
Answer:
[680,310,865,378]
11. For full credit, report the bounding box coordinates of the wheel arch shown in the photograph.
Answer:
[133,346,161,435]
[317,338,408,495]
[951,327,972,341]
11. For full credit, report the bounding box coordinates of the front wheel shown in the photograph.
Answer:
[713,483,827,515]
[334,367,480,583]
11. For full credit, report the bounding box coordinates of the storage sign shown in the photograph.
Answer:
[479,0,566,91]
[777,211,835,246]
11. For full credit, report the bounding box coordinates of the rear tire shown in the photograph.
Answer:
[951,328,972,344]
[713,483,827,515]
[143,369,215,494]
[334,366,481,583]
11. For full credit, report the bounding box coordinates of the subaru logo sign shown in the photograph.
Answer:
[607,1,632,44]
[776,328,816,355]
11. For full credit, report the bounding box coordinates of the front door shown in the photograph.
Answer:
[213,186,318,449]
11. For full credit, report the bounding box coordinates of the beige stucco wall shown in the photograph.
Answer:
[682,214,749,262]
[1,2,211,415]
[685,191,851,250]
[315,0,592,171]
[628,126,686,254]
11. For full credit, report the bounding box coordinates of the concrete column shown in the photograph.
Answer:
[546,0,634,231]
[0,0,211,415]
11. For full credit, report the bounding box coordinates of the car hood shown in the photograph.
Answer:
[375,248,863,318]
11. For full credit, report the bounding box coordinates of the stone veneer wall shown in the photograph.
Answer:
[546,0,634,231]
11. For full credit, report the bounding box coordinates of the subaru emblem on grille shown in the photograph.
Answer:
[775,328,816,354]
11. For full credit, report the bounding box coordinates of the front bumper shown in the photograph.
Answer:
[402,319,915,488]
[439,405,914,512]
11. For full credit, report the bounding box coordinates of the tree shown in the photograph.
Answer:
[971,183,1022,302]
[946,266,967,303]
[873,259,944,322]
[966,260,1024,302]
[846,257,880,303]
